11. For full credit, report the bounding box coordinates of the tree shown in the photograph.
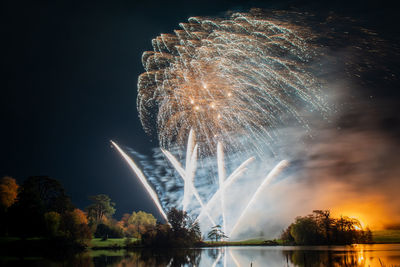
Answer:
[141,223,170,247]
[44,211,61,237]
[86,194,115,225]
[0,176,19,236]
[168,207,189,236]
[290,216,322,245]
[128,211,157,237]
[61,209,92,244]
[0,176,19,211]
[17,176,73,213]
[9,176,73,237]
[281,225,295,244]
[167,208,201,245]
[68,208,88,225]
[313,210,333,243]
[120,213,131,228]
[141,208,202,247]
[281,210,369,245]
[207,225,228,242]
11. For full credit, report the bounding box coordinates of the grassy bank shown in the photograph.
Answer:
[204,239,280,246]
[372,230,400,243]
[2,230,399,252]
[204,230,400,246]
[90,238,139,249]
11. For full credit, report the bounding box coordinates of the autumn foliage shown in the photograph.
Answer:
[0,176,18,210]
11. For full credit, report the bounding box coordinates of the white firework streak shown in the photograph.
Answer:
[161,129,217,226]
[217,142,227,236]
[211,250,223,267]
[195,156,254,224]
[110,140,168,222]
[229,160,290,237]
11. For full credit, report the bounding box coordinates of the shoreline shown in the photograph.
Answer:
[90,241,400,250]
[1,236,399,252]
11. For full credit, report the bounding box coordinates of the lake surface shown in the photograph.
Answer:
[2,244,400,266]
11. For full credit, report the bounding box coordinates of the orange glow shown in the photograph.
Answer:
[357,249,364,264]
[330,198,389,230]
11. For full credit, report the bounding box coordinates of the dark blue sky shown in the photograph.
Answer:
[1,0,398,220]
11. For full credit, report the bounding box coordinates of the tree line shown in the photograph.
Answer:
[0,176,202,248]
[0,176,91,247]
[281,210,373,245]
[0,176,156,246]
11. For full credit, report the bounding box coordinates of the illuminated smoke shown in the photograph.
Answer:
[229,159,289,238]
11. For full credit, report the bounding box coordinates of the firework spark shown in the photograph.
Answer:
[137,10,327,154]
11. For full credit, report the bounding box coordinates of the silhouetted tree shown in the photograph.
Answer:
[168,208,201,245]
[313,210,333,243]
[290,216,323,245]
[281,210,369,245]
[207,225,228,242]
[141,208,202,247]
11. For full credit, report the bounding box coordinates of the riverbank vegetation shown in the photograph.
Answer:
[0,176,91,249]
[0,175,203,251]
[2,176,400,253]
[0,176,163,250]
[141,208,202,247]
[281,210,373,245]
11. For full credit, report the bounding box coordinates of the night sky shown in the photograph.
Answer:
[1,0,398,220]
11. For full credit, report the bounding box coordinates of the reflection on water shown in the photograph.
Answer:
[1,244,400,266]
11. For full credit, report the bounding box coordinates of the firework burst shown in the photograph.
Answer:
[138,9,328,154]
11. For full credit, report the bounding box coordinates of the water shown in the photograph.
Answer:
[2,244,400,266]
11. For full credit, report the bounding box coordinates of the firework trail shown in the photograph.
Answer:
[229,159,290,237]
[137,9,327,154]
[161,129,217,226]
[217,142,227,234]
[195,155,254,225]
[110,140,168,222]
